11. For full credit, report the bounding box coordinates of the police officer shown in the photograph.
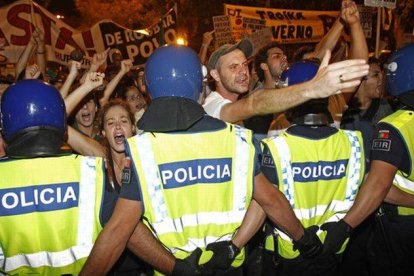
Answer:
[324,43,414,275]
[259,60,367,276]
[80,45,322,276]
[0,80,106,275]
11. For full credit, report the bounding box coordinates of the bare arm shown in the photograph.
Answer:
[15,39,36,79]
[232,199,266,249]
[33,27,46,78]
[219,51,369,123]
[67,126,104,157]
[64,72,104,116]
[89,48,110,73]
[336,1,369,96]
[80,198,142,275]
[199,31,214,65]
[309,19,344,61]
[344,1,368,61]
[99,59,132,107]
[127,221,175,275]
[384,185,414,208]
[344,160,398,228]
[253,173,304,241]
[60,61,81,99]
[79,49,109,84]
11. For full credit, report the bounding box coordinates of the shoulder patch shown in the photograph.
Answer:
[378,130,390,139]
[121,158,132,185]
[372,139,392,151]
[262,154,275,167]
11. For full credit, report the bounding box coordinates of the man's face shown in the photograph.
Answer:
[216,49,250,94]
[266,47,288,80]
[364,63,384,99]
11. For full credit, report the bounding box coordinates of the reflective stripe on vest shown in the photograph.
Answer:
[394,174,414,193]
[272,130,361,225]
[0,157,97,272]
[133,126,250,250]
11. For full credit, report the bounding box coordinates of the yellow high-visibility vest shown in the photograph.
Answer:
[0,155,104,275]
[262,129,365,258]
[127,124,255,273]
[380,110,414,215]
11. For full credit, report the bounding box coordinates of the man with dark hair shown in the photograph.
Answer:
[202,37,368,125]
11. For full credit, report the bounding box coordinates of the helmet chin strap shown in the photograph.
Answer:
[291,113,332,126]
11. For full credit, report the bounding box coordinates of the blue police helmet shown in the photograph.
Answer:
[281,60,319,86]
[386,43,414,98]
[1,79,66,143]
[281,60,332,125]
[145,45,203,101]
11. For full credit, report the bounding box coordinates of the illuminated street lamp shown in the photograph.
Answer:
[176,37,186,45]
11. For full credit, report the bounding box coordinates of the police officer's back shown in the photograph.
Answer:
[0,80,105,275]
[260,61,366,276]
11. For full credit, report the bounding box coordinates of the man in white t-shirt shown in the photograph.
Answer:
[202,38,369,124]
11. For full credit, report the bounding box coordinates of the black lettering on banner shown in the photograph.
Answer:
[254,10,306,21]
[99,8,177,66]
[272,25,313,40]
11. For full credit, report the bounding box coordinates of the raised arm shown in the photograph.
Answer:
[89,48,110,73]
[24,64,41,80]
[343,1,368,61]
[99,59,132,107]
[219,51,369,123]
[310,18,343,61]
[60,61,81,99]
[64,72,104,116]
[199,31,214,65]
[67,126,104,157]
[33,27,46,79]
[15,34,36,79]
[79,48,109,84]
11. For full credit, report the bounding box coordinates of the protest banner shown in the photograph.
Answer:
[224,4,339,44]
[358,5,374,39]
[364,0,396,9]
[0,0,178,67]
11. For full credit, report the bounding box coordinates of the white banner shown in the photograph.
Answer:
[224,4,339,44]
[0,0,178,67]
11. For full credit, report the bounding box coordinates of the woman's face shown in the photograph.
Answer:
[126,87,146,114]
[102,105,134,153]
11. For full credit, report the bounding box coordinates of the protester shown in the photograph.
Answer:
[203,37,368,124]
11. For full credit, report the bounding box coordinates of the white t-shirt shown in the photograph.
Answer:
[202,91,232,120]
